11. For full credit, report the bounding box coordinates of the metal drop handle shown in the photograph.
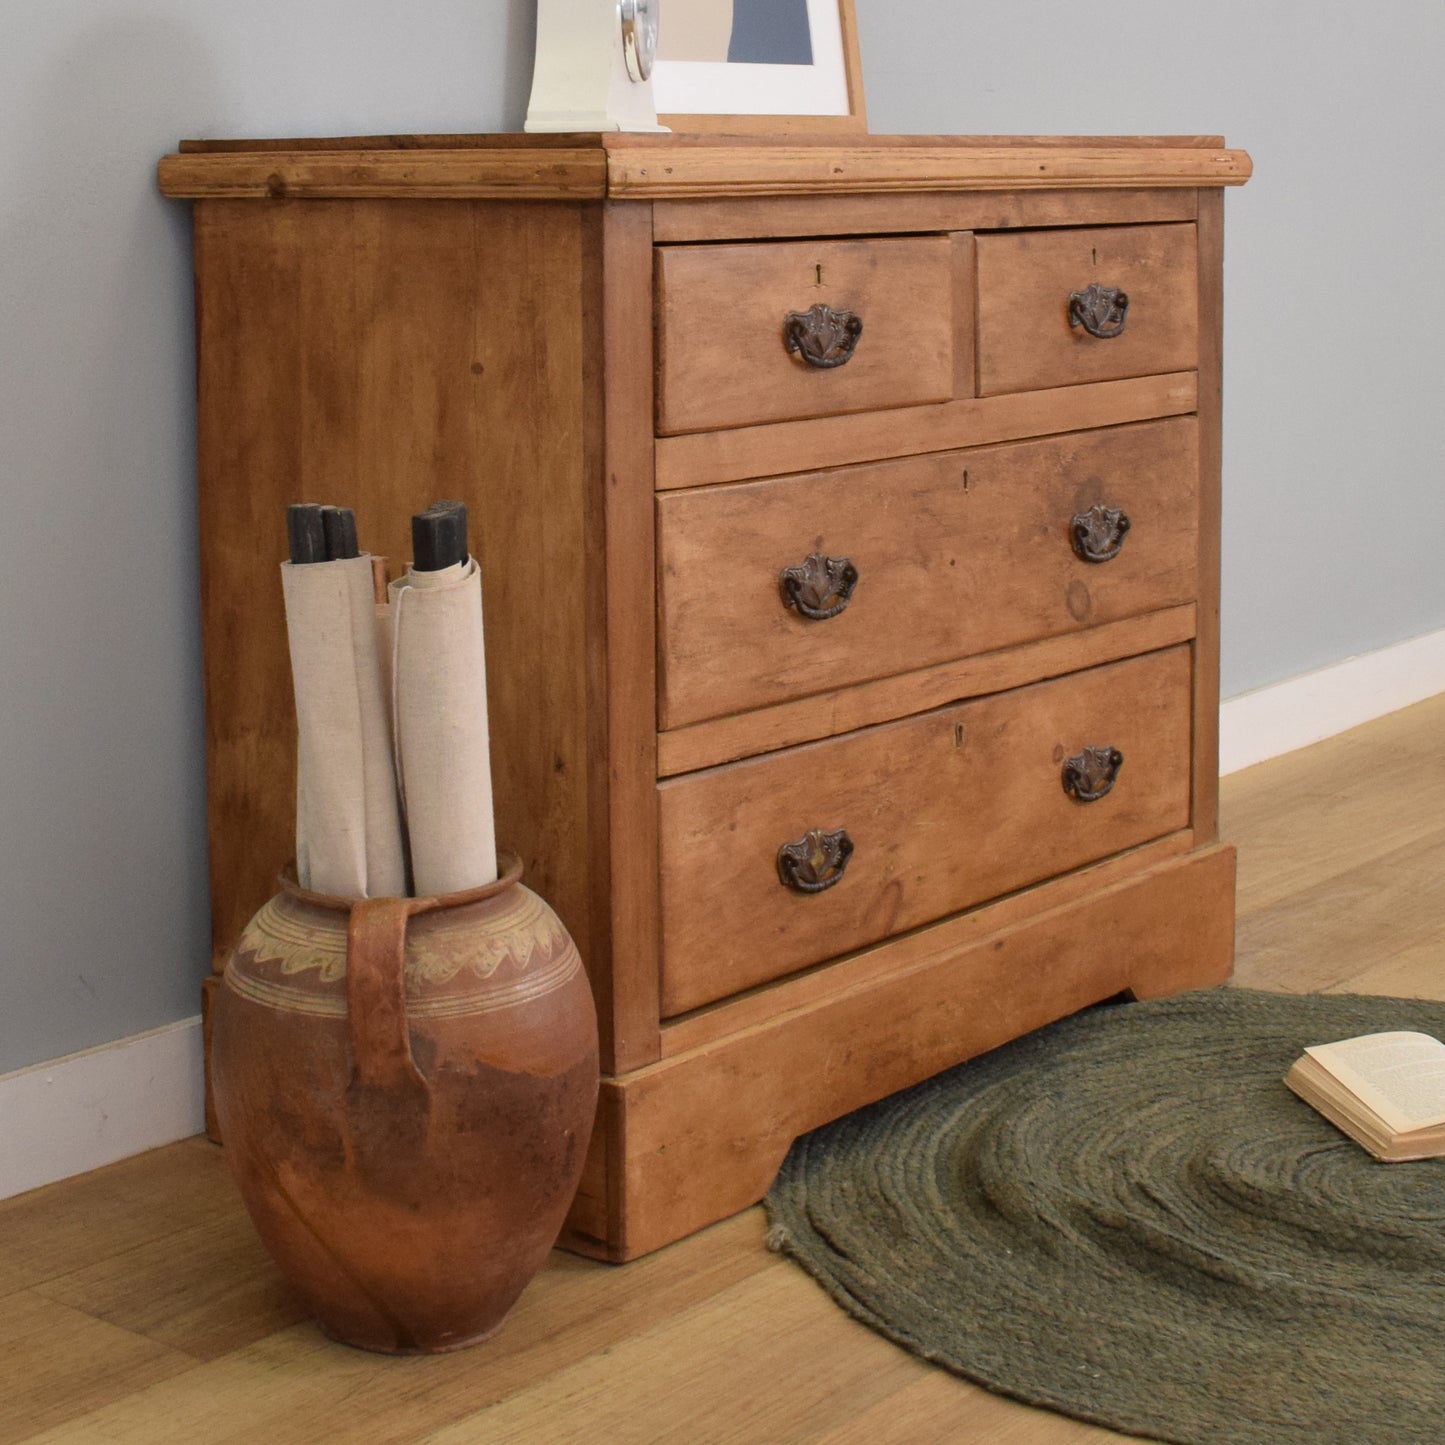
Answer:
[1071,504,1131,563]
[781,552,859,621]
[1062,746,1124,803]
[778,828,854,894]
[783,303,864,368]
[1068,284,1129,339]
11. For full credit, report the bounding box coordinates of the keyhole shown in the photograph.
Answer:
[954,723,966,747]
[962,469,971,491]
[1091,246,1098,266]
[816,263,824,286]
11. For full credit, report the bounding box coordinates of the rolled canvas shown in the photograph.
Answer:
[389,557,499,896]
[281,556,408,898]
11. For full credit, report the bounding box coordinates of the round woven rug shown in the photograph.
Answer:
[766,988,1445,1445]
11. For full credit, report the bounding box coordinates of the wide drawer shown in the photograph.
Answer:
[654,236,955,435]
[657,417,1199,729]
[976,224,1198,396]
[658,644,1194,1016]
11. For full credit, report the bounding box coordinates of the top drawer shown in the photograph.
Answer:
[655,236,955,435]
[976,224,1197,396]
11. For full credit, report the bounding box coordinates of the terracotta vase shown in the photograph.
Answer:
[212,853,598,1354]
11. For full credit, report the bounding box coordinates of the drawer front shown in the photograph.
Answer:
[658,417,1198,729]
[658,645,1193,1016]
[655,236,955,436]
[976,224,1197,396]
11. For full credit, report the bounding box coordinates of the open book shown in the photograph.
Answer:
[1285,1031,1445,1161]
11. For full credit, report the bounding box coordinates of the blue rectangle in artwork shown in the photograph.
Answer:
[728,0,813,65]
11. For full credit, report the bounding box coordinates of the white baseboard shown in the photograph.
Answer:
[0,1017,205,1202]
[1220,626,1445,775]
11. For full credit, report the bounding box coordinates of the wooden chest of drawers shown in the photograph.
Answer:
[160,133,1251,1261]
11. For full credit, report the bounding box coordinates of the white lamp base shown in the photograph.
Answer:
[525,0,670,134]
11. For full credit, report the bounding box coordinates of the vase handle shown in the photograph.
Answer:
[345,895,429,1101]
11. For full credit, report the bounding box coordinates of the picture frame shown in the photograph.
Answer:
[654,0,867,135]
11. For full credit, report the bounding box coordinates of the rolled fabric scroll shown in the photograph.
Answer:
[388,556,498,896]
[281,555,408,898]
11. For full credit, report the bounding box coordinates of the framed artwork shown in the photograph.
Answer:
[653,0,867,134]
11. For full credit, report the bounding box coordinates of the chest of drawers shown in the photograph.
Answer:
[160,133,1251,1261]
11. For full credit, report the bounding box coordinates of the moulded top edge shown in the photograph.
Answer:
[157,137,1251,202]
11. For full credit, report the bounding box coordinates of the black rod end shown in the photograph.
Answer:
[411,500,469,573]
[320,505,359,561]
[287,503,325,565]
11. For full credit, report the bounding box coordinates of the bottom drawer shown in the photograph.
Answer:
[658,644,1193,1016]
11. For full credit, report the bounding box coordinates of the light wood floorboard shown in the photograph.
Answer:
[4,693,1443,1444]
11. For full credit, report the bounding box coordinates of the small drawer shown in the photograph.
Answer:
[657,417,1199,729]
[976,224,1198,396]
[655,236,955,435]
[658,645,1193,1016]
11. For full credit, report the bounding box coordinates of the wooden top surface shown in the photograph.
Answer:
[158,133,1251,201]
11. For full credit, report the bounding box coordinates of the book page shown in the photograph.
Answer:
[1304,1032,1445,1134]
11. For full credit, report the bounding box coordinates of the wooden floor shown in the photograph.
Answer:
[5,693,1444,1444]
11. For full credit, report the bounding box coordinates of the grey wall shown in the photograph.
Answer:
[0,5,532,1075]
[2,2,1441,1073]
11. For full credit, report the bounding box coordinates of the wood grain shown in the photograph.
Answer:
[192,200,604,998]
[976,223,1200,396]
[951,230,978,397]
[653,372,1199,489]
[32,1220,306,1363]
[160,141,1251,203]
[607,145,1252,199]
[0,1292,195,1442]
[159,149,609,201]
[652,187,1198,242]
[1225,692,1445,997]
[838,0,869,132]
[812,1369,1125,1444]
[16,1212,777,1444]
[654,236,954,434]
[1193,188,1225,844]
[423,1269,927,1443]
[597,200,663,1074]
[621,843,1236,1258]
[657,419,1200,728]
[658,646,1194,1015]
[659,831,1196,1057]
[0,1138,234,1296]
[657,605,1198,777]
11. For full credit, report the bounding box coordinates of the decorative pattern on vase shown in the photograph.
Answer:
[237,896,346,980]
[227,885,582,1020]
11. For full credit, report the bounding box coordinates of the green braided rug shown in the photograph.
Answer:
[766,989,1445,1445]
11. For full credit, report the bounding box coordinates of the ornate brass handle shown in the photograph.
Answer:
[1062,746,1124,803]
[1068,284,1129,339]
[1071,504,1131,563]
[781,552,859,621]
[783,303,864,368]
[778,828,854,894]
